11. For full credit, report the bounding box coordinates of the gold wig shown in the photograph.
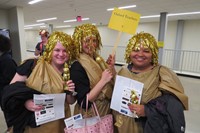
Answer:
[125,32,158,65]
[42,31,74,64]
[72,24,102,56]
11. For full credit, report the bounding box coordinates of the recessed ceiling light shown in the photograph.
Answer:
[37,17,57,22]
[107,5,136,11]
[24,27,33,30]
[55,25,71,28]
[168,11,200,16]
[140,15,160,19]
[24,23,45,27]
[64,18,90,23]
[28,0,43,5]
[40,26,46,28]
[81,18,90,21]
[140,11,200,19]
[64,19,76,23]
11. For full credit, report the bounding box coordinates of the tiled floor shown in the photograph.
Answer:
[0,76,199,132]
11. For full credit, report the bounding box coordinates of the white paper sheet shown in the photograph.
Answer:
[110,75,144,118]
[34,93,66,125]
[64,113,83,129]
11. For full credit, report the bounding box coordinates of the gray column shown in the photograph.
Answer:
[48,24,53,34]
[158,12,168,64]
[173,20,184,70]
[8,6,26,64]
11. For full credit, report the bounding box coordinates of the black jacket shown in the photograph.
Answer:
[1,82,41,133]
[144,93,185,133]
[0,52,17,100]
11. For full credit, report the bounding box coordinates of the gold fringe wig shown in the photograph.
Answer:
[124,32,158,65]
[41,31,75,65]
[72,23,102,56]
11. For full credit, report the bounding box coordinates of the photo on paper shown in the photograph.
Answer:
[34,93,66,125]
[34,97,55,123]
[110,75,144,118]
[119,86,142,116]
[64,113,83,129]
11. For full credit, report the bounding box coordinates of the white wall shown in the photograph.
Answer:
[25,19,200,62]
[0,9,9,28]
[182,19,200,50]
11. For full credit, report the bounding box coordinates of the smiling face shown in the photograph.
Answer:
[51,41,69,68]
[125,32,158,66]
[130,44,153,70]
[82,36,98,56]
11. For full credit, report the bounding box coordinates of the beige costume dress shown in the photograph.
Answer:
[24,59,71,133]
[113,65,188,133]
[73,53,113,117]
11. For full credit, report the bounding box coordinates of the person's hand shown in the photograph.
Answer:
[24,99,43,112]
[66,80,75,92]
[101,69,113,84]
[128,103,145,117]
[65,80,76,103]
[106,54,116,76]
[106,54,115,68]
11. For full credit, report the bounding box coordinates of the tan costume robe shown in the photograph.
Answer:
[113,65,188,133]
[74,53,113,117]
[23,59,71,133]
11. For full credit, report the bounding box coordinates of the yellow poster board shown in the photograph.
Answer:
[158,41,164,48]
[108,8,140,35]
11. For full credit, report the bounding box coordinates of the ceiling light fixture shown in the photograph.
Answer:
[55,25,71,28]
[37,17,57,22]
[24,27,33,30]
[64,17,90,23]
[24,23,45,27]
[64,19,76,23]
[40,26,46,28]
[140,11,200,19]
[140,15,160,19]
[168,11,200,16]
[107,5,136,11]
[28,0,43,5]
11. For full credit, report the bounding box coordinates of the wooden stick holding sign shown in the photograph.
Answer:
[108,8,141,56]
[112,31,122,56]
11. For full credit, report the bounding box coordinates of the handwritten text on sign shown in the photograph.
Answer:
[108,8,141,34]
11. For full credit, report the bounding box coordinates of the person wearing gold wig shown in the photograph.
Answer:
[1,31,76,133]
[110,32,188,133]
[71,24,114,117]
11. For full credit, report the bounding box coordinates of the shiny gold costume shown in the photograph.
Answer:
[72,24,113,117]
[113,65,188,133]
[113,32,188,133]
[73,53,113,117]
[24,31,74,133]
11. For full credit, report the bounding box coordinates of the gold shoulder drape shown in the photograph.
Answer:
[74,53,113,117]
[113,65,188,133]
[24,59,71,133]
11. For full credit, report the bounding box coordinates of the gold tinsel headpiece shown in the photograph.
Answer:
[72,24,102,56]
[125,32,158,65]
[41,31,75,64]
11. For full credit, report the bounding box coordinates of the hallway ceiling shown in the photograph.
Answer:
[1,0,200,29]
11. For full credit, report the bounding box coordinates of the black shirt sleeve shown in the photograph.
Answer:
[17,59,36,77]
[35,42,41,51]
[70,61,92,109]
[0,58,17,90]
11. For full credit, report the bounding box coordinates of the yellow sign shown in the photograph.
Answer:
[108,8,141,34]
[158,41,164,48]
